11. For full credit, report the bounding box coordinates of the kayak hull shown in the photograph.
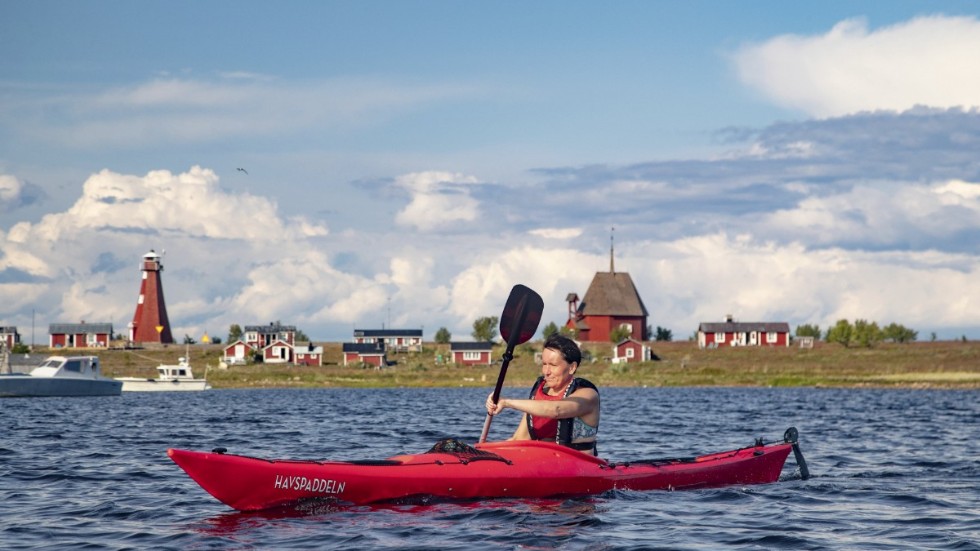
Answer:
[169,438,796,511]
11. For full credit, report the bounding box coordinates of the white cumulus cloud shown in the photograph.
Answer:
[759,178,980,248]
[621,234,980,336]
[0,166,333,339]
[394,171,482,232]
[733,15,980,117]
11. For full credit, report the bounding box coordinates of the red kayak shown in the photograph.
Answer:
[169,428,809,511]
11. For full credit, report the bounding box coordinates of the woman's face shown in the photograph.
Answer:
[540,346,577,393]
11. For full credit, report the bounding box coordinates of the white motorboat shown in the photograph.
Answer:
[0,355,122,397]
[116,357,211,392]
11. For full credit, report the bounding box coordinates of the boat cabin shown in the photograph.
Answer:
[31,356,103,379]
[157,359,196,380]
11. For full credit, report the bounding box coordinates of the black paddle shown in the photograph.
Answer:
[479,284,544,444]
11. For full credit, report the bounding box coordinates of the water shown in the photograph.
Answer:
[1,387,978,550]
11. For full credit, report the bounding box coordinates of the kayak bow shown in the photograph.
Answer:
[169,428,808,511]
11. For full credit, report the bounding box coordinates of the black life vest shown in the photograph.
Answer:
[525,376,599,450]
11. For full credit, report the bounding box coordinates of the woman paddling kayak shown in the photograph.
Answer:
[485,334,600,455]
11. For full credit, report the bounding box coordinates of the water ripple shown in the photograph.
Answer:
[1,387,977,549]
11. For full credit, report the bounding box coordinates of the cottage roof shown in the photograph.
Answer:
[49,323,113,334]
[450,341,493,351]
[343,342,386,354]
[0,326,18,333]
[699,322,790,333]
[353,329,423,338]
[223,340,253,351]
[295,342,323,354]
[576,272,648,317]
[244,324,296,333]
[262,339,292,351]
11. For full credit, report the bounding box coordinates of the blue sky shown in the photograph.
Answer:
[2,1,979,344]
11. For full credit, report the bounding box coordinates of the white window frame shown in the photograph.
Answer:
[715,332,726,343]
[766,332,778,344]
[463,351,482,361]
[626,347,635,358]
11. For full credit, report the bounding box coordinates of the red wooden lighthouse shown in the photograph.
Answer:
[128,250,174,344]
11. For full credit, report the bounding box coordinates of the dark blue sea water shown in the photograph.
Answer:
[1,387,978,550]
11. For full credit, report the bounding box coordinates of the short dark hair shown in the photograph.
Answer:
[543,334,581,366]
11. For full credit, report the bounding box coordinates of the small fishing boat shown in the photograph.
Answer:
[168,428,809,511]
[116,357,211,392]
[0,355,122,397]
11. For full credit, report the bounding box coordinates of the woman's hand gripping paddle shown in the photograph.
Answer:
[478,284,544,443]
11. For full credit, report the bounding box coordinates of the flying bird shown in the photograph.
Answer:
[237,167,248,175]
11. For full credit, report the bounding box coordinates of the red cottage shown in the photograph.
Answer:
[353,329,423,353]
[697,317,791,348]
[222,340,255,364]
[294,342,323,367]
[1,326,20,350]
[450,342,494,366]
[343,342,387,368]
[261,339,294,364]
[612,338,657,363]
[49,322,113,348]
[244,323,296,349]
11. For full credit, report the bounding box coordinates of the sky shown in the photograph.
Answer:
[2,1,980,344]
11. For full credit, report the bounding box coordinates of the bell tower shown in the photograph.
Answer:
[128,250,174,344]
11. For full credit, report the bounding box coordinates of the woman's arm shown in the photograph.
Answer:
[494,388,598,420]
[509,414,531,441]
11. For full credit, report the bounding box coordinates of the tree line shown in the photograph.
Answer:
[432,318,675,344]
[795,320,918,348]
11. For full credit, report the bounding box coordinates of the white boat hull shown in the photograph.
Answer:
[0,375,122,397]
[117,378,211,392]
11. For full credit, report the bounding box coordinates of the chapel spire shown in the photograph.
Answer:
[609,226,615,274]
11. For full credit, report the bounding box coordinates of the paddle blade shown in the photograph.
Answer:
[499,284,544,346]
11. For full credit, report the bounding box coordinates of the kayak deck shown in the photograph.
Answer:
[169,429,806,511]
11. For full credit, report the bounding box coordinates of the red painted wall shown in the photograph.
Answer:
[295,354,322,366]
[452,351,491,366]
[49,332,109,348]
[576,315,645,342]
[702,331,789,347]
[615,341,645,362]
[345,352,385,367]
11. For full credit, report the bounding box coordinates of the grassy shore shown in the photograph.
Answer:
[69,340,980,390]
